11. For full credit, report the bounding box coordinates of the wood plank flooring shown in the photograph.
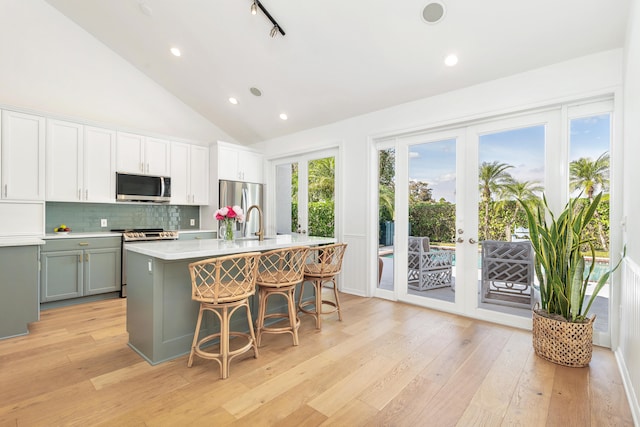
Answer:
[0,294,633,426]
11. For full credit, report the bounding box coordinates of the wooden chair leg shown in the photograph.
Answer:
[220,305,229,379]
[287,286,299,346]
[245,300,259,358]
[187,304,204,368]
[331,277,342,321]
[256,286,268,347]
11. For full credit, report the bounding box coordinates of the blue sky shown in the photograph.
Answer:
[408,114,610,202]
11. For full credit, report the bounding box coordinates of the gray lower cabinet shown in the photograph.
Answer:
[40,237,121,302]
[0,245,40,339]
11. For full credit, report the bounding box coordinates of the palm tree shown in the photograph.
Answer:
[479,161,514,240]
[499,179,544,240]
[570,152,609,199]
[308,157,335,202]
[569,152,610,250]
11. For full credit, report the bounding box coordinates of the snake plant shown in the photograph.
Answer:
[519,193,623,322]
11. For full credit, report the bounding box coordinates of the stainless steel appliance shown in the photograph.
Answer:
[116,173,171,203]
[112,228,179,297]
[219,180,264,239]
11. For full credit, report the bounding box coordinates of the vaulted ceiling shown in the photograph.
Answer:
[45,0,630,144]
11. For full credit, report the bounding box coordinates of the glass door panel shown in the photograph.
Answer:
[569,113,612,333]
[477,124,545,317]
[377,147,395,293]
[406,138,457,304]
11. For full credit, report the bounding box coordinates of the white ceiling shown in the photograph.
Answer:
[45,0,630,144]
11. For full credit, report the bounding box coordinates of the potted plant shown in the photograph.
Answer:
[519,192,623,367]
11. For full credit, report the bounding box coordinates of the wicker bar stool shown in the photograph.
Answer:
[298,243,347,329]
[187,251,260,379]
[255,246,309,346]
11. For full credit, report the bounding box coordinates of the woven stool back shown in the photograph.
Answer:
[188,252,261,304]
[304,243,347,278]
[256,246,309,287]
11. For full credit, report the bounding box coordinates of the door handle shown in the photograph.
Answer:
[456,238,464,243]
[469,238,477,244]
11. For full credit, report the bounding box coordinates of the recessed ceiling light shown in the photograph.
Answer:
[170,47,181,57]
[444,54,458,66]
[422,2,446,24]
[279,113,288,120]
[229,97,238,105]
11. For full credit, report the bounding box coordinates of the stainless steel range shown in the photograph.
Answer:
[112,228,179,297]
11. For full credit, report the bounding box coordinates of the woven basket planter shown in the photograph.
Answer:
[532,307,595,367]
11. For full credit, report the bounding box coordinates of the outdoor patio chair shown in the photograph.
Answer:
[407,236,453,291]
[481,240,534,309]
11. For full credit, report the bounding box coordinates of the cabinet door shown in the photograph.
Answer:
[116,132,144,174]
[170,142,189,204]
[46,119,83,202]
[240,150,263,183]
[84,126,116,203]
[144,137,170,176]
[217,144,240,181]
[84,247,121,295]
[1,111,45,200]
[40,250,83,302]
[190,145,209,204]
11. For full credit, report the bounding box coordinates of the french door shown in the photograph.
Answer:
[377,102,615,341]
[271,148,338,238]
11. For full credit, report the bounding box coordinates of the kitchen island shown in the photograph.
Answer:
[125,234,335,364]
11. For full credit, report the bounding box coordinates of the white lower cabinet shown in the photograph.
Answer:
[40,237,121,302]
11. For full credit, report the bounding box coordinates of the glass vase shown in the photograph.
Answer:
[220,219,235,241]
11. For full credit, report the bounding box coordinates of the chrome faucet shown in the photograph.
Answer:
[246,204,264,241]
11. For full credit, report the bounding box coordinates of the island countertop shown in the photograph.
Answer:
[124,234,336,260]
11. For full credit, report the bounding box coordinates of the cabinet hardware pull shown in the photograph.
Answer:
[3,184,7,197]
[78,254,81,263]
[85,189,88,200]
[85,253,89,262]
[78,188,81,200]
[79,242,89,246]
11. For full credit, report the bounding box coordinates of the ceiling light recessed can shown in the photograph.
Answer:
[229,97,238,105]
[279,113,288,120]
[170,47,181,57]
[249,87,262,96]
[422,1,446,24]
[444,54,458,66]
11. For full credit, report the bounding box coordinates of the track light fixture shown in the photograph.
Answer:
[250,0,285,37]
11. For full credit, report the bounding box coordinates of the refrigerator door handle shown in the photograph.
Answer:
[241,186,248,238]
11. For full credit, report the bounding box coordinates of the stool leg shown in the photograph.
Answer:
[314,278,323,329]
[287,286,299,346]
[331,277,342,321]
[220,305,230,379]
[256,286,267,347]
[244,300,259,358]
[188,304,204,367]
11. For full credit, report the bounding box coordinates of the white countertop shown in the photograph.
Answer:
[0,236,46,247]
[125,234,336,260]
[44,232,122,239]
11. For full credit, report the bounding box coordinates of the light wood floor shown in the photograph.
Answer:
[0,294,633,426]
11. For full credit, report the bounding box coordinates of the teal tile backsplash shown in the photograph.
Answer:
[46,202,200,232]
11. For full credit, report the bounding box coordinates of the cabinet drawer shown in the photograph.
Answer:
[42,237,121,252]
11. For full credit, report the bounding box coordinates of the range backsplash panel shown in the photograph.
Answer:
[46,202,200,233]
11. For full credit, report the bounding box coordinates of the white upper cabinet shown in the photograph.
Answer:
[46,119,83,202]
[1,110,45,201]
[46,121,116,203]
[171,142,209,205]
[217,141,263,183]
[83,126,116,203]
[116,132,170,176]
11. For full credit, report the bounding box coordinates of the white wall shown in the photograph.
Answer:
[0,0,234,144]
[620,0,640,423]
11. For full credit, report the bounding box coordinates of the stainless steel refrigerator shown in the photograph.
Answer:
[219,180,264,239]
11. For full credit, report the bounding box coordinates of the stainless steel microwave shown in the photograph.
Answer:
[116,173,171,203]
